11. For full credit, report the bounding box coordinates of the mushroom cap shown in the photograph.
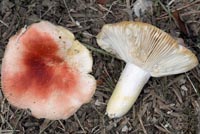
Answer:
[1,21,96,120]
[97,21,198,77]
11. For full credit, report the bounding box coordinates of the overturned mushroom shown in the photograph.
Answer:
[1,21,96,120]
[97,21,198,118]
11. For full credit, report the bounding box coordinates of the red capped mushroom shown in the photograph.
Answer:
[1,21,96,120]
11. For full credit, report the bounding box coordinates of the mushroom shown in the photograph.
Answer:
[1,21,96,120]
[96,21,198,118]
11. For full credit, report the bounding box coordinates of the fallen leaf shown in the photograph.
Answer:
[96,0,108,5]
[172,10,189,36]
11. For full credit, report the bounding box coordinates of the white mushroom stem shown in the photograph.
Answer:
[106,63,151,118]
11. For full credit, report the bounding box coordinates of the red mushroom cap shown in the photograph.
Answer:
[1,21,96,120]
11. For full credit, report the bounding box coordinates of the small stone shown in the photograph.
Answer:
[181,85,188,91]
[121,125,128,132]
[95,99,101,106]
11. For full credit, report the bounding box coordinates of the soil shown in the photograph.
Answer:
[0,0,200,134]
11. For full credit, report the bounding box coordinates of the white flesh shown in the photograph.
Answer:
[106,63,151,118]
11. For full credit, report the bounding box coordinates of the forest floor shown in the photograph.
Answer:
[0,0,200,133]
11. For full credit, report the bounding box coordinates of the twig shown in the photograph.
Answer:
[83,43,116,58]
[91,103,104,116]
[1,98,6,113]
[0,20,9,28]
[41,6,54,18]
[102,1,118,18]
[157,0,174,22]
[191,70,200,83]
[63,0,81,28]
[185,73,200,97]
[2,117,14,132]
[74,113,86,134]
[1,130,20,134]
[181,10,200,17]
[155,124,171,134]
[39,120,55,134]
[137,113,147,134]
[58,120,66,131]
[173,0,200,11]
[172,85,183,103]
[98,4,113,15]
[167,75,185,88]
[167,0,175,7]
[186,20,200,24]
[15,25,27,46]
[195,100,200,133]
[13,111,24,132]
[103,66,115,89]
[157,0,200,19]
[125,0,133,20]
[0,112,14,132]
[157,10,200,21]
